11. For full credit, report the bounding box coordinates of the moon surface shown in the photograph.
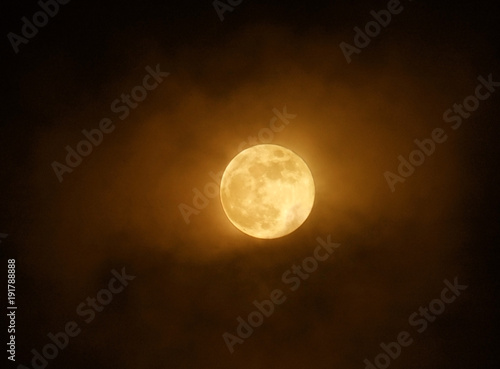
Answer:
[220,144,315,239]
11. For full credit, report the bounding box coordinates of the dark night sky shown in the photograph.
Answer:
[1,0,499,368]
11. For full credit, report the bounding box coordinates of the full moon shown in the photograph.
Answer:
[220,144,315,239]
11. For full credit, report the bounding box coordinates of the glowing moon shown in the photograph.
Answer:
[220,144,315,239]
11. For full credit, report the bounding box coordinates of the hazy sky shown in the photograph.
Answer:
[2,1,499,369]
